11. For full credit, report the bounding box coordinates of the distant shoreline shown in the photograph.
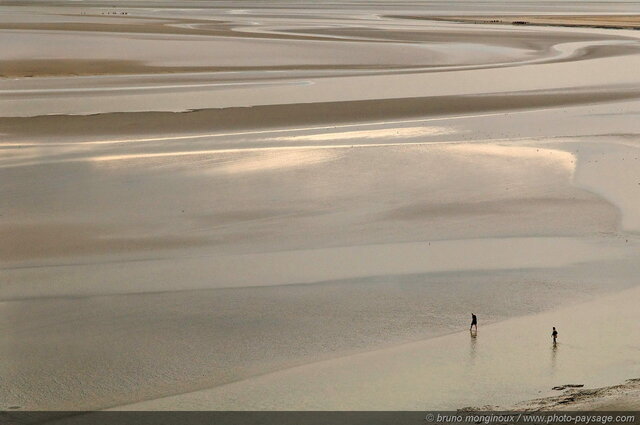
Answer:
[394,15,640,31]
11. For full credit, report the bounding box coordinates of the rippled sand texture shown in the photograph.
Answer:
[2,0,640,411]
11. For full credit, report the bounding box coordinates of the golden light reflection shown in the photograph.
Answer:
[265,126,456,142]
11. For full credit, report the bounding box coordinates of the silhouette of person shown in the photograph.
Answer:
[552,326,558,345]
[470,313,478,331]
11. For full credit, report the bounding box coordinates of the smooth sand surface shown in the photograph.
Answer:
[2,0,640,411]
[113,284,640,410]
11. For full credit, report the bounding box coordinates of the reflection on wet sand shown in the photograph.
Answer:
[551,341,559,377]
[469,329,478,366]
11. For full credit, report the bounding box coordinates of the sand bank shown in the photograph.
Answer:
[3,85,640,138]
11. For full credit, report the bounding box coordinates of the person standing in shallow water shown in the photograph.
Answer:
[470,313,478,331]
[552,327,558,345]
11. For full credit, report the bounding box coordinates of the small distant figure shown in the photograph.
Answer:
[552,327,558,345]
[470,313,478,331]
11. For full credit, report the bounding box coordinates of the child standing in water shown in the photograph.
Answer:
[470,313,477,331]
[552,327,558,344]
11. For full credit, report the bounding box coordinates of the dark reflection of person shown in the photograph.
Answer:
[469,328,477,364]
[551,335,559,375]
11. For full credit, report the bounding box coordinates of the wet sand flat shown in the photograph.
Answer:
[114,284,640,410]
[2,0,640,412]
